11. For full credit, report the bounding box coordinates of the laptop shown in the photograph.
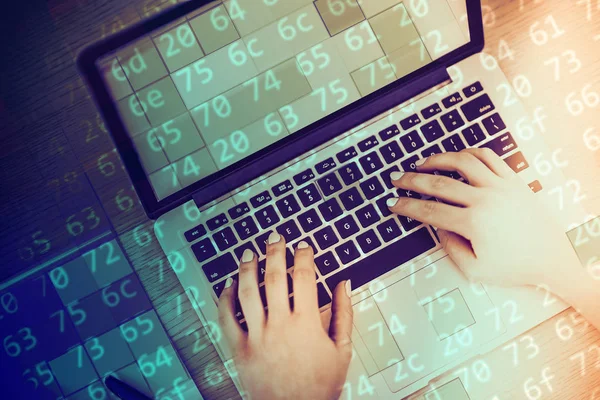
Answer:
[78,0,587,398]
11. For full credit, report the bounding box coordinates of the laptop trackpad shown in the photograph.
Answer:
[348,256,506,393]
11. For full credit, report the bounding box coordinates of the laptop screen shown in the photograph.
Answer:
[97,0,470,201]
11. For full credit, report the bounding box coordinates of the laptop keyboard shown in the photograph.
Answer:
[187,82,533,323]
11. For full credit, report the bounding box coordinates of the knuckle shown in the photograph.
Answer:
[266,244,280,257]
[430,175,447,190]
[421,201,437,216]
[238,262,255,275]
[237,286,255,302]
[481,147,496,158]
[264,271,284,286]
[457,152,475,164]
[293,266,315,281]
[403,172,418,186]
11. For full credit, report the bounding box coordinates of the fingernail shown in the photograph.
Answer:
[386,197,399,207]
[415,158,427,167]
[345,280,352,298]
[241,248,254,263]
[268,232,281,244]
[390,171,404,181]
[297,241,309,249]
[224,277,233,289]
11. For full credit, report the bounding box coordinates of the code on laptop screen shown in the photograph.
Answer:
[98,0,470,201]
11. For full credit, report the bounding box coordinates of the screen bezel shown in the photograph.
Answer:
[78,0,484,219]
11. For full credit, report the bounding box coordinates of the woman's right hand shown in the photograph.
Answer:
[386,148,581,290]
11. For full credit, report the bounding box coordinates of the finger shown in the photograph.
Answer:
[387,197,472,238]
[264,232,290,322]
[463,148,515,179]
[329,280,353,361]
[391,171,481,207]
[237,249,265,334]
[437,229,478,275]
[291,241,319,317]
[414,151,501,187]
[217,277,244,352]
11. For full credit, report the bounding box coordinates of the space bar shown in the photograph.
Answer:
[325,228,436,292]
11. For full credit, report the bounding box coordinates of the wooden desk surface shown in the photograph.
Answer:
[0,0,598,399]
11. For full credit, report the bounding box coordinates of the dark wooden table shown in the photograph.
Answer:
[0,0,598,399]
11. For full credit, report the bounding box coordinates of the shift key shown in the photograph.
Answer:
[325,228,435,292]
[202,253,238,282]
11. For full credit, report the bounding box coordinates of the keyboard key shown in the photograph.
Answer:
[325,228,436,291]
[397,188,422,199]
[202,253,237,283]
[184,224,206,242]
[272,180,294,197]
[336,147,358,163]
[420,120,445,142]
[379,125,401,141]
[356,230,381,254]
[335,241,360,265]
[228,203,250,220]
[234,242,259,262]
[377,219,402,243]
[315,252,340,276]
[504,151,529,173]
[292,237,318,255]
[318,173,343,196]
[335,215,360,239]
[338,162,363,185]
[213,227,238,251]
[250,191,272,208]
[359,152,384,175]
[398,215,421,231]
[255,205,280,229]
[421,144,443,158]
[400,131,424,153]
[276,220,302,243]
[376,193,396,218]
[317,283,331,307]
[442,134,466,152]
[482,113,506,135]
[400,114,422,130]
[315,158,337,174]
[207,214,228,231]
[276,195,301,218]
[213,273,238,298]
[339,187,364,211]
[463,82,483,98]
[440,110,465,132]
[298,209,323,233]
[314,226,339,250]
[481,132,517,156]
[528,180,543,193]
[319,198,343,222]
[356,204,380,228]
[461,94,495,121]
[360,176,384,200]
[255,231,272,255]
[233,216,259,240]
[358,135,380,152]
[401,155,421,172]
[297,183,322,207]
[381,165,400,189]
[192,238,217,262]
[293,169,315,186]
[442,92,464,108]
[462,124,486,146]
[379,141,404,164]
[421,103,442,119]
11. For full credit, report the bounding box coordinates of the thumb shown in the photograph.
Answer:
[329,280,353,360]
[438,229,477,274]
